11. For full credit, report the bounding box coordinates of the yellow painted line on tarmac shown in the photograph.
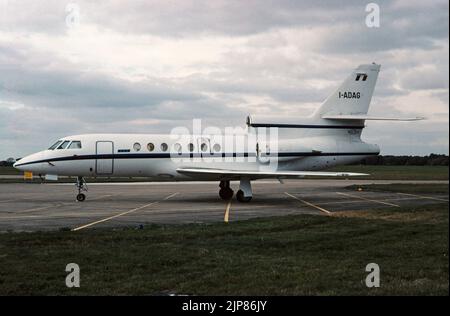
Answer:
[14,194,113,214]
[397,192,449,202]
[315,196,434,206]
[224,200,232,223]
[0,199,15,203]
[15,205,56,214]
[336,192,400,208]
[72,192,179,231]
[284,192,331,215]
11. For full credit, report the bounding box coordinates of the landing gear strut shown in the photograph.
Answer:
[236,190,252,202]
[76,176,88,202]
[219,180,234,200]
[236,178,252,203]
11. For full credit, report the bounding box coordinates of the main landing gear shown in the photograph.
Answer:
[219,180,234,200]
[75,176,88,202]
[237,177,252,202]
[219,178,253,203]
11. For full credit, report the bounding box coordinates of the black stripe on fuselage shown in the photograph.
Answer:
[249,123,364,129]
[14,152,378,167]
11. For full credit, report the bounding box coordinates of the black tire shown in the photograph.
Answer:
[236,190,252,202]
[219,188,234,200]
[76,193,86,202]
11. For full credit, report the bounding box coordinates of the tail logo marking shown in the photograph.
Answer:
[355,73,368,81]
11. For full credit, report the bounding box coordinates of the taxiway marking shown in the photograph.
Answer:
[284,192,331,215]
[397,192,448,202]
[72,192,179,231]
[0,199,15,203]
[336,192,400,207]
[314,196,435,206]
[13,195,113,214]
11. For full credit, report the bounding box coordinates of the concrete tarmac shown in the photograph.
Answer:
[0,180,447,232]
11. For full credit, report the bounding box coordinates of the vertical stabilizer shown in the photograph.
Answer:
[313,63,381,119]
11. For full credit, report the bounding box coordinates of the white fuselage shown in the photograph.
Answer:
[14,130,379,181]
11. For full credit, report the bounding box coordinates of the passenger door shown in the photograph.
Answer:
[96,141,114,175]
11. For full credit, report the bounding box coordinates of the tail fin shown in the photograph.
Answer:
[313,63,381,118]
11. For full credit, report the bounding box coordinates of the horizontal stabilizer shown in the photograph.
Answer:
[177,168,368,180]
[322,114,425,121]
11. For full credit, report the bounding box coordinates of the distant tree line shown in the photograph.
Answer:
[0,158,16,167]
[356,154,449,166]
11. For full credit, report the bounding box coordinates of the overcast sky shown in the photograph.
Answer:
[0,0,448,159]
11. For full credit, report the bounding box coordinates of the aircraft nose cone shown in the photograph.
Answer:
[13,159,25,171]
[13,153,40,171]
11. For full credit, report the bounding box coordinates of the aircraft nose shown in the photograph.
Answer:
[13,153,42,172]
[13,157,28,171]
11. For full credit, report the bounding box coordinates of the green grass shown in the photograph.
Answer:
[346,183,449,194]
[328,165,449,180]
[0,166,21,175]
[0,203,447,295]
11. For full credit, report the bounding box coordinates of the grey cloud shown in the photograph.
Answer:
[431,90,449,104]
[399,65,449,91]
[1,66,203,109]
[180,72,328,104]
[364,121,449,155]
[81,0,363,37]
[0,0,67,34]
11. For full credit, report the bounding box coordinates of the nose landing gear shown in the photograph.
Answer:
[75,176,88,202]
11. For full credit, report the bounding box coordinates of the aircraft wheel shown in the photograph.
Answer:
[219,188,234,200]
[236,190,252,202]
[76,193,86,202]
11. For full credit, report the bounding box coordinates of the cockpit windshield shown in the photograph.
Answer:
[68,141,82,149]
[48,140,82,150]
[48,140,62,150]
[57,140,71,149]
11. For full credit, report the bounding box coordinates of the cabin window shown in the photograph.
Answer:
[68,141,82,149]
[174,143,182,154]
[188,143,194,152]
[133,142,141,152]
[57,140,70,149]
[201,143,208,152]
[160,143,168,152]
[147,143,155,152]
[48,140,62,150]
[213,143,221,152]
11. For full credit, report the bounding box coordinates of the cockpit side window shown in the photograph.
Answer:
[49,140,63,150]
[57,140,71,149]
[68,141,82,149]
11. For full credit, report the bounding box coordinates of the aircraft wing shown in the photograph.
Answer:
[322,114,425,121]
[176,168,368,180]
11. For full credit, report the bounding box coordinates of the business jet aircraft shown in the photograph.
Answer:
[14,63,422,202]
